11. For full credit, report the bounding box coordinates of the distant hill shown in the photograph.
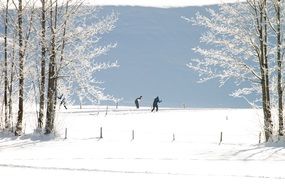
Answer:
[94,5,251,108]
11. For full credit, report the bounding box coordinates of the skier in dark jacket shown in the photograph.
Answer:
[135,96,143,109]
[58,94,67,110]
[151,96,162,112]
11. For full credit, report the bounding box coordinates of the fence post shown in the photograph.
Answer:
[105,106,108,116]
[131,130,135,141]
[65,128,67,139]
[99,127,103,139]
[259,132,261,144]
[219,132,223,145]
[172,133,175,142]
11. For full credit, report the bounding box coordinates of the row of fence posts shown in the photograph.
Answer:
[63,127,263,144]
[62,113,264,143]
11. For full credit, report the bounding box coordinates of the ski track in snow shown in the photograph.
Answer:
[1,162,285,180]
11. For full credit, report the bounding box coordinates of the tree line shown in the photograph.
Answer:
[0,0,118,136]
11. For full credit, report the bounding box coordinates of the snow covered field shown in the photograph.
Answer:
[1,106,285,190]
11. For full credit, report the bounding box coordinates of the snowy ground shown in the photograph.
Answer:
[1,106,285,190]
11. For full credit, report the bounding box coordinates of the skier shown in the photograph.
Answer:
[60,97,67,110]
[135,96,143,109]
[151,96,162,112]
[58,94,67,110]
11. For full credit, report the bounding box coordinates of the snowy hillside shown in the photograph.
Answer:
[1,107,285,189]
[95,6,250,108]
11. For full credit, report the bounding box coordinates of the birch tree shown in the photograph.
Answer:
[0,0,19,131]
[3,0,9,129]
[44,0,118,134]
[185,0,275,141]
[14,0,24,136]
[38,0,47,130]
[270,0,285,136]
[45,0,57,134]
[0,0,118,136]
[14,0,36,135]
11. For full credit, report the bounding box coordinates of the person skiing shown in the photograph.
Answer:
[135,96,143,109]
[58,94,67,110]
[151,96,162,112]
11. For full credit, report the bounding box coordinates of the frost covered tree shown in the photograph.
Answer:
[0,0,40,134]
[270,0,285,136]
[38,0,47,130]
[0,0,118,136]
[44,0,58,134]
[184,0,285,142]
[58,7,119,107]
[0,0,17,130]
[3,0,9,129]
[0,0,23,134]
[43,0,118,134]
[15,1,35,136]
[14,0,27,136]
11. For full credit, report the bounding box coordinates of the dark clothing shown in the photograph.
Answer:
[60,98,67,110]
[152,104,159,112]
[58,94,67,110]
[135,96,142,109]
[135,99,139,108]
[151,96,162,112]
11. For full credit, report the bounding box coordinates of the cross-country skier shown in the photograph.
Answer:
[151,96,162,112]
[58,94,67,110]
[135,96,143,109]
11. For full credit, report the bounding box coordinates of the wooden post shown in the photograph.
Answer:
[99,127,103,139]
[259,132,261,144]
[65,128,67,139]
[116,102,118,109]
[105,106,108,116]
[172,133,175,142]
[131,130,135,141]
[219,132,223,145]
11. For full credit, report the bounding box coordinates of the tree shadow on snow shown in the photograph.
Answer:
[229,142,285,160]
[0,131,60,152]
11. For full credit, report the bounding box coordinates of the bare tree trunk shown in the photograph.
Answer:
[8,35,16,132]
[54,0,59,108]
[45,0,57,134]
[15,0,24,136]
[253,0,273,141]
[4,0,9,129]
[275,0,284,136]
[38,0,47,130]
[263,0,273,141]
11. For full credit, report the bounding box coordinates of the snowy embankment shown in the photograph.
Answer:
[1,106,285,190]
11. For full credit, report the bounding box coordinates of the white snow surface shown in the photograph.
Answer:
[1,106,285,189]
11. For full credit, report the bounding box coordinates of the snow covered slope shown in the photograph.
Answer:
[1,107,285,190]
[95,6,250,108]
